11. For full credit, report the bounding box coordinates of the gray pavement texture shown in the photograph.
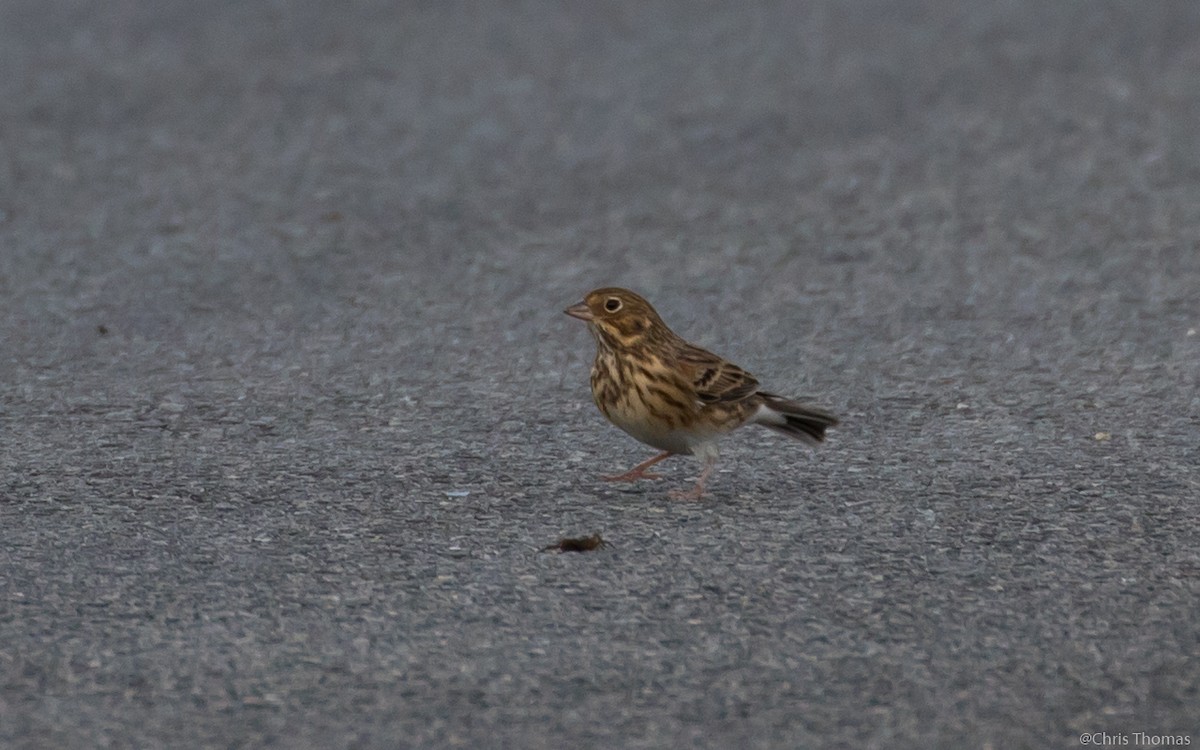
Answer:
[1,1,1198,748]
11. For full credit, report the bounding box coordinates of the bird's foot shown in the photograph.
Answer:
[602,468,664,482]
[601,451,673,482]
[667,458,715,500]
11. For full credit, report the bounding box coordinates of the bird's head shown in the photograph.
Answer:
[564,287,668,350]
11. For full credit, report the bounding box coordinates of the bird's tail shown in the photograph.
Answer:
[753,392,839,445]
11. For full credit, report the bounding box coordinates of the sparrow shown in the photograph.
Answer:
[565,287,837,499]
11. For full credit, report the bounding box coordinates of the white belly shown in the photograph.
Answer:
[603,400,720,459]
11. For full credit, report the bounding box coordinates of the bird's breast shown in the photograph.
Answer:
[589,352,732,454]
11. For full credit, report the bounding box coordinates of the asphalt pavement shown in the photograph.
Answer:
[1,1,1198,748]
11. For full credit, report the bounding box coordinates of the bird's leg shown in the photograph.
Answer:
[669,455,716,501]
[603,451,673,482]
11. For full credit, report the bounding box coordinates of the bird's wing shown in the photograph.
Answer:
[676,343,760,404]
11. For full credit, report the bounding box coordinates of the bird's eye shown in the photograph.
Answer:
[604,298,622,312]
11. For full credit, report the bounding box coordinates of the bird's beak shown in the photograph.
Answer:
[564,302,593,321]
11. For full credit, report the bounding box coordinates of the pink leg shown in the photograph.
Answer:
[603,451,673,482]
[669,456,716,501]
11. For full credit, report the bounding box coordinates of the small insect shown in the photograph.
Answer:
[541,533,609,553]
